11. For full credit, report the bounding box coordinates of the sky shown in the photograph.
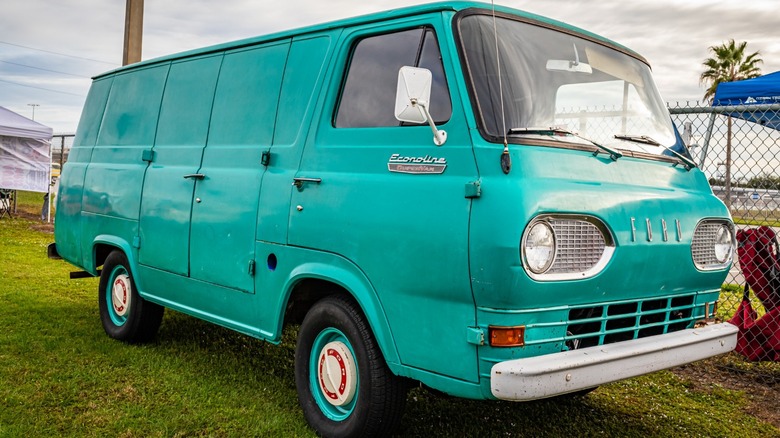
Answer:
[1,0,779,133]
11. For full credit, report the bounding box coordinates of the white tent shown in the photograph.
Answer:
[0,106,53,193]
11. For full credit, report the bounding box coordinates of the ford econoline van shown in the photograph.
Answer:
[50,2,738,436]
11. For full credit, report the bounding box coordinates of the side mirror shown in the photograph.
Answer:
[394,66,447,146]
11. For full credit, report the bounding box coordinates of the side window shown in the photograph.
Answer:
[418,29,452,122]
[335,27,452,128]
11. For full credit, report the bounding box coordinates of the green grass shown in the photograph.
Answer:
[1,192,779,437]
[731,208,780,227]
[734,217,780,227]
[718,283,769,318]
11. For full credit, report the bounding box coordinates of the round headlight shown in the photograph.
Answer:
[713,225,734,264]
[524,222,556,274]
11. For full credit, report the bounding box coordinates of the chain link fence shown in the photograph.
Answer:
[44,134,74,221]
[51,134,74,168]
[670,101,780,385]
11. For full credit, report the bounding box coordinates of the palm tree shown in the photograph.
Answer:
[700,39,762,208]
[701,40,762,103]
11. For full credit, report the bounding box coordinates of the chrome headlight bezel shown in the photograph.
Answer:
[521,215,615,281]
[523,221,556,274]
[692,219,735,271]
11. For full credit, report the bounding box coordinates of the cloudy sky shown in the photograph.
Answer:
[2,0,778,133]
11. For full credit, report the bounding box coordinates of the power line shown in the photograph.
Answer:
[0,79,86,97]
[0,60,91,78]
[0,41,118,66]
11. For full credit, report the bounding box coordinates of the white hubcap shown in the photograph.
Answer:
[317,341,357,406]
[112,274,131,317]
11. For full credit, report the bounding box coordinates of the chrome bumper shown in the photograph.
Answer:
[491,322,737,401]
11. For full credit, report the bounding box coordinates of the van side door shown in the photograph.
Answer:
[188,41,290,293]
[288,20,480,382]
[138,55,222,275]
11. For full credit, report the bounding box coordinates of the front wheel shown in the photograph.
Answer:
[98,250,164,343]
[295,295,407,438]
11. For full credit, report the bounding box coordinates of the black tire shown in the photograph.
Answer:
[98,250,164,343]
[295,295,407,438]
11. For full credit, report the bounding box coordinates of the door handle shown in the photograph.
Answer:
[293,177,322,191]
[183,173,206,180]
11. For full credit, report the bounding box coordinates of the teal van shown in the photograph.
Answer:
[50,2,738,436]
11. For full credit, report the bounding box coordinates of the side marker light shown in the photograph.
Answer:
[489,326,525,347]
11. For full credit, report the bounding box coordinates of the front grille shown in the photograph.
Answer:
[564,294,695,350]
[548,218,607,274]
[691,220,731,269]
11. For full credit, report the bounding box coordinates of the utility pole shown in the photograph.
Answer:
[27,103,39,120]
[122,0,144,65]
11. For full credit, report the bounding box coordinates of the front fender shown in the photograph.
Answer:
[255,243,401,370]
[286,261,400,368]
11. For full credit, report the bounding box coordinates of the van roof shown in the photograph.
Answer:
[95,1,640,79]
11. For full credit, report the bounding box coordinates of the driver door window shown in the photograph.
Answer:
[335,27,451,128]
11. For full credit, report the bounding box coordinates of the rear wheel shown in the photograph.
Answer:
[295,295,407,438]
[98,250,164,343]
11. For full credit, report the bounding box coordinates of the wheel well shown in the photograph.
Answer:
[93,244,117,270]
[285,279,414,392]
[284,279,353,326]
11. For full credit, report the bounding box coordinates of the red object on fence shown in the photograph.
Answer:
[728,290,780,362]
[736,226,780,311]
[730,226,780,361]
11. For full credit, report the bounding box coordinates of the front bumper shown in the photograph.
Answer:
[491,322,737,400]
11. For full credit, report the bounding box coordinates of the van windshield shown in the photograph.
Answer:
[458,14,688,160]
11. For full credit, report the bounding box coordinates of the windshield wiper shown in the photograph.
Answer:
[508,127,622,161]
[613,134,696,171]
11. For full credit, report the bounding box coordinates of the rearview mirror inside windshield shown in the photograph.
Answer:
[546,43,592,74]
[546,59,593,74]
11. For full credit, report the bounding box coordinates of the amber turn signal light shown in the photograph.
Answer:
[488,326,525,347]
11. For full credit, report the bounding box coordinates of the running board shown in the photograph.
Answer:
[70,270,100,279]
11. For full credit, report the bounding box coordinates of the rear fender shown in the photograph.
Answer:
[90,235,137,281]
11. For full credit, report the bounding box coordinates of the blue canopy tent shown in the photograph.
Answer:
[693,72,780,168]
[712,71,780,130]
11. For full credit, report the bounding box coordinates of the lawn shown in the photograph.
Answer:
[731,208,780,228]
[1,191,778,437]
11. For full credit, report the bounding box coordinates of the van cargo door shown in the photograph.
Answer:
[138,55,221,275]
[188,41,290,293]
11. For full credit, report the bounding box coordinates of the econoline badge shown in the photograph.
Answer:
[387,153,447,174]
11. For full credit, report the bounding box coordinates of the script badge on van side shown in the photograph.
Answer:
[387,154,447,174]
